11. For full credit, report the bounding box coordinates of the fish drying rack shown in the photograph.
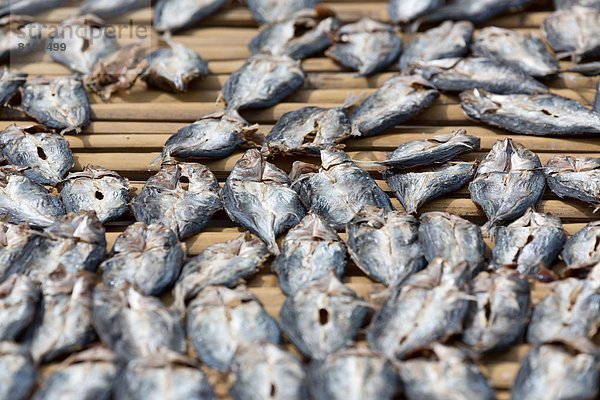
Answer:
[9,0,600,398]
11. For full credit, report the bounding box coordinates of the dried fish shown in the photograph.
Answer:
[471,27,559,78]
[231,343,307,400]
[399,21,474,72]
[469,139,545,229]
[462,271,531,352]
[527,277,600,344]
[222,149,306,254]
[490,210,566,280]
[142,37,208,93]
[555,0,600,9]
[0,342,35,400]
[411,57,548,94]
[161,112,257,161]
[0,167,65,227]
[0,0,65,16]
[86,43,149,100]
[0,274,39,341]
[326,18,402,76]
[291,150,392,230]
[132,162,221,240]
[0,16,44,62]
[247,0,321,24]
[187,285,281,371]
[21,76,91,132]
[26,272,96,363]
[384,162,478,214]
[273,213,346,295]
[564,60,600,75]
[154,0,226,32]
[418,212,485,275]
[545,156,600,207]
[397,344,495,400]
[512,340,600,400]
[561,221,600,274]
[116,352,215,400]
[388,0,444,24]
[347,206,425,287]
[101,222,185,296]
[174,233,268,306]
[0,221,38,282]
[0,124,73,186]
[280,275,371,359]
[367,259,472,360]
[425,0,536,23]
[308,349,399,400]
[460,89,600,135]
[60,166,130,223]
[33,347,118,400]
[350,75,439,137]
[79,0,148,19]
[47,15,117,75]
[93,285,186,360]
[0,67,26,106]
[543,7,600,62]
[249,8,340,60]
[223,54,305,112]
[263,105,351,155]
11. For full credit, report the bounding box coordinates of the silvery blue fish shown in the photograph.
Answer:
[0,274,39,341]
[247,0,321,24]
[543,6,600,62]
[545,156,600,208]
[153,0,227,32]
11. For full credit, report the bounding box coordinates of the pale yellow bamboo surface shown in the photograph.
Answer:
[11,0,600,398]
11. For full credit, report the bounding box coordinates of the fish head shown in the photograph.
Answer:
[320,148,351,170]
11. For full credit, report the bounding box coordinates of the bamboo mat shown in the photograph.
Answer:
[11,1,600,398]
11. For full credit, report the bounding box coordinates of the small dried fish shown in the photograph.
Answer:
[545,156,600,208]
[347,206,425,287]
[326,18,402,76]
[174,233,268,306]
[564,60,600,75]
[143,37,208,92]
[116,352,215,400]
[397,344,495,400]
[0,16,44,62]
[93,285,186,360]
[460,89,600,135]
[79,0,148,19]
[85,43,149,100]
[154,0,227,32]
[527,277,600,344]
[291,149,392,230]
[0,67,26,106]
[187,285,281,371]
[561,221,600,275]
[399,21,474,72]
[350,75,439,137]
[47,15,117,75]
[280,275,371,359]
[33,347,118,400]
[0,167,65,227]
[60,165,130,223]
[471,27,559,78]
[512,340,600,400]
[543,6,600,62]
[249,8,340,60]
[273,213,346,296]
[230,343,307,400]
[263,105,351,155]
[0,221,39,282]
[161,112,257,161]
[132,162,221,240]
[411,57,548,94]
[101,222,185,296]
[223,54,305,112]
[367,259,472,360]
[0,342,35,400]
[0,274,39,341]
[21,76,91,132]
[308,349,399,400]
[469,139,545,229]
[384,162,478,214]
[247,0,321,24]
[490,210,566,280]
[0,0,65,16]
[222,149,305,254]
[388,0,444,24]
[555,0,600,8]
[418,212,485,275]
[26,272,97,363]
[424,0,536,23]
[462,271,531,352]
[0,124,73,186]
